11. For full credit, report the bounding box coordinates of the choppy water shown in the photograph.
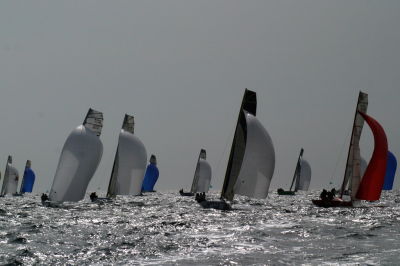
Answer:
[0,191,399,265]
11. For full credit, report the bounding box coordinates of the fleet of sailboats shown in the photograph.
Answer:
[0,90,396,209]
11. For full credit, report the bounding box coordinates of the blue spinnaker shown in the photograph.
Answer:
[20,168,36,193]
[383,151,397,190]
[141,164,159,192]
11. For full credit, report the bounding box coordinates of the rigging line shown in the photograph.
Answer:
[329,125,353,187]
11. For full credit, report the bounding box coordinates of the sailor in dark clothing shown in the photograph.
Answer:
[41,193,49,202]
[327,191,334,201]
[90,192,98,202]
[331,188,336,197]
[320,189,328,200]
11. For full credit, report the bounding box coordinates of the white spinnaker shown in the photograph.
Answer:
[1,164,19,195]
[112,129,147,196]
[233,112,275,199]
[49,125,103,202]
[296,159,311,191]
[194,159,212,193]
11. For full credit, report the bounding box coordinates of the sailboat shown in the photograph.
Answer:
[180,149,212,196]
[197,89,275,210]
[277,148,312,195]
[312,91,388,207]
[141,154,160,193]
[0,156,20,197]
[18,160,36,195]
[382,151,397,190]
[106,114,147,199]
[44,108,104,204]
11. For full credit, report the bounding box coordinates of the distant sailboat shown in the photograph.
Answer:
[382,151,397,190]
[312,91,388,207]
[106,114,147,199]
[197,89,275,209]
[277,148,311,195]
[180,149,212,196]
[141,155,160,192]
[19,160,36,194]
[0,156,20,197]
[45,108,104,203]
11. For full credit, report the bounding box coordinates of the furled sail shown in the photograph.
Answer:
[19,160,36,194]
[382,151,397,191]
[0,156,19,196]
[141,155,160,192]
[221,89,275,201]
[190,149,212,193]
[49,109,103,202]
[107,114,147,197]
[295,159,311,191]
[356,111,388,201]
[340,91,368,199]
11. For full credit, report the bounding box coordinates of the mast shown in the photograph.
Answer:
[339,91,368,199]
[289,148,304,192]
[221,89,256,201]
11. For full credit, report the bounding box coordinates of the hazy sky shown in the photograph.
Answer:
[0,1,399,194]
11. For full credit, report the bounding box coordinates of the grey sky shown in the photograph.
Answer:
[0,1,399,193]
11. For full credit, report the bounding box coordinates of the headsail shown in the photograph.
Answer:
[19,160,36,194]
[191,149,212,193]
[0,156,19,196]
[106,114,147,197]
[355,111,388,201]
[383,151,397,190]
[295,159,311,191]
[340,91,368,199]
[49,108,103,202]
[141,155,160,192]
[221,89,275,201]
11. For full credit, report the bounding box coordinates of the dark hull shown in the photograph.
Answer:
[312,199,353,208]
[179,190,194,197]
[277,189,295,196]
[198,200,232,211]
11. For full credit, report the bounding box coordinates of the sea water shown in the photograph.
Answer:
[0,191,399,265]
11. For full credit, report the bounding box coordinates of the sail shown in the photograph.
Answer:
[340,91,368,198]
[19,160,36,194]
[221,89,275,200]
[289,148,304,192]
[49,109,103,202]
[221,89,256,200]
[356,112,388,201]
[382,151,397,191]
[295,159,311,191]
[360,156,368,176]
[106,114,147,197]
[191,149,212,193]
[0,156,19,196]
[141,155,160,192]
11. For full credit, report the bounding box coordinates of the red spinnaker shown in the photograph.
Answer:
[356,112,388,201]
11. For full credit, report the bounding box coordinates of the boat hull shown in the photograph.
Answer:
[277,190,295,196]
[312,199,353,208]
